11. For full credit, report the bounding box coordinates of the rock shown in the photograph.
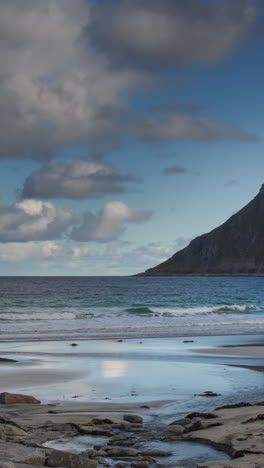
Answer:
[0,357,17,363]
[70,343,78,346]
[0,463,16,468]
[90,418,114,425]
[162,424,185,435]
[0,424,28,438]
[46,449,98,467]
[0,441,45,465]
[104,447,139,457]
[141,449,171,457]
[195,391,221,397]
[77,425,113,437]
[186,412,218,419]
[0,393,40,405]
[169,417,191,426]
[132,463,150,468]
[215,402,252,410]
[123,415,143,424]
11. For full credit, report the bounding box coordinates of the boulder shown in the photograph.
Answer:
[0,424,28,438]
[169,417,191,426]
[162,424,185,435]
[104,447,139,458]
[0,441,45,464]
[123,415,143,424]
[0,393,40,405]
[46,449,98,468]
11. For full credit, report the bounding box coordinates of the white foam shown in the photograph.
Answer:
[149,304,255,316]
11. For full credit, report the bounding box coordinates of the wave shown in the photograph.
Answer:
[0,304,257,321]
[0,312,77,321]
[126,304,256,316]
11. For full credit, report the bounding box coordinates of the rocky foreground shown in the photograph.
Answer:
[0,393,264,467]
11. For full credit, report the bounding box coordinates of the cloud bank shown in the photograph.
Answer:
[22,158,140,200]
[88,0,256,68]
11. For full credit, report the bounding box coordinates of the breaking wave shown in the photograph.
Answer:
[126,304,256,316]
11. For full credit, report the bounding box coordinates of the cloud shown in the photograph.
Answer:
[88,0,257,68]
[22,158,141,200]
[0,0,147,158]
[0,241,64,262]
[129,114,256,142]
[162,166,186,175]
[224,178,240,187]
[0,0,257,159]
[71,201,152,242]
[152,101,205,115]
[0,199,73,242]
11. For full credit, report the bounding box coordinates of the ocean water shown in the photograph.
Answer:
[1,276,264,341]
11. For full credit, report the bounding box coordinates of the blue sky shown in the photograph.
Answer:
[0,0,263,275]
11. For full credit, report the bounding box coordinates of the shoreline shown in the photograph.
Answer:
[1,334,264,466]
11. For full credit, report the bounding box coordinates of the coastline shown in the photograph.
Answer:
[1,334,264,466]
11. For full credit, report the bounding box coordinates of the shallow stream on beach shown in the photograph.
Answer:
[1,335,264,415]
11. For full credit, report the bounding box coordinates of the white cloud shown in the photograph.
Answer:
[0,200,73,241]
[0,241,64,262]
[71,201,152,242]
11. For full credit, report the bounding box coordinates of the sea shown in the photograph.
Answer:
[1,276,264,342]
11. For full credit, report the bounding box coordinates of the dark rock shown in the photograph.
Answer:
[242,413,264,424]
[169,417,191,426]
[216,402,252,410]
[90,418,114,425]
[0,392,40,405]
[0,357,17,363]
[70,343,78,346]
[141,449,171,457]
[140,405,150,409]
[186,412,218,419]
[139,184,264,275]
[132,463,150,468]
[195,391,221,397]
[123,415,143,424]
[76,425,113,437]
[183,340,194,343]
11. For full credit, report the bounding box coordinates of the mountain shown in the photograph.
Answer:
[139,185,264,276]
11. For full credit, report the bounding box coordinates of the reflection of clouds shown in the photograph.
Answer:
[102,360,128,379]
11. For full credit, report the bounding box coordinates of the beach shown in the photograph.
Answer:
[1,277,264,465]
[1,334,264,466]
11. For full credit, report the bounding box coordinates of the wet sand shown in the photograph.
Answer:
[0,334,264,408]
[195,345,264,356]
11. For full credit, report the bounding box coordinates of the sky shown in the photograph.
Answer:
[0,0,263,276]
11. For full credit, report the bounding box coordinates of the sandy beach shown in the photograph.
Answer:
[1,334,264,466]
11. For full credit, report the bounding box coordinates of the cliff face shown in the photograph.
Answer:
[140,185,264,275]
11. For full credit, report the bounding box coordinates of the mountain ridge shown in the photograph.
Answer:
[139,185,264,276]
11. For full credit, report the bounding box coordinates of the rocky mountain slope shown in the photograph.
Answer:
[140,185,264,275]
